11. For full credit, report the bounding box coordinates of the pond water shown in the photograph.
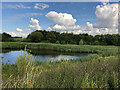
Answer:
[0,49,91,64]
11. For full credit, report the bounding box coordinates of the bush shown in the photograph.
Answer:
[56,41,60,44]
[61,41,65,44]
[79,39,84,45]
[27,31,43,42]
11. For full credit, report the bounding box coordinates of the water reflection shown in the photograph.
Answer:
[0,49,90,64]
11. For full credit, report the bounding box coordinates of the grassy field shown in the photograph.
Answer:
[1,42,119,56]
[1,42,120,88]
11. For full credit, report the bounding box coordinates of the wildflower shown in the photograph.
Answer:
[79,69,82,71]
[94,83,96,86]
[80,65,83,67]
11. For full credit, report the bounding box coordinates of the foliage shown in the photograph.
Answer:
[16,48,35,76]
[56,41,60,44]
[46,31,56,43]
[1,32,14,42]
[26,30,120,45]
[27,31,43,42]
[1,42,119,57]
[79,39,84,45]
[2,53,119,88]
[1,30,120,45]
[94,40,99,45]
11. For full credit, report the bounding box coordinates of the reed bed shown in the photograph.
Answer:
[2,51,119,88]
[1,42,119,57]
[1,42,119,88]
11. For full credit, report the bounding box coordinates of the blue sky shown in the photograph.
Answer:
[1,2,118,37]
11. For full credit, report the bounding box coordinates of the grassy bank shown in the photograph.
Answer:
[2,51,119,88]
[1,42,119,88]
[1,42,119,56]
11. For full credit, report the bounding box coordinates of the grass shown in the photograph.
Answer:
[2,51,119,88]
[1,42,120,88]
[1,42,119,57]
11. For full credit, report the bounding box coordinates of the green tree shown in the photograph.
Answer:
[94,40,99,45]
[2,32,14,42]
[79,39,84,45]
[56,41,60,44]
[28,31,43,42]
[61,41,65,44]
[46,32,56,43]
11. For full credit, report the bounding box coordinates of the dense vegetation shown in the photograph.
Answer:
[2,49,119,88]
[1,30,120,45]
[1,42,119,57]
[1,30,119,88]
[0,33,14,42]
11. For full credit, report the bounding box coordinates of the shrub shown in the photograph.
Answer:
[79,39,84,45]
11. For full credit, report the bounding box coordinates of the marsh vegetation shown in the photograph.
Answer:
[1,42,119,88]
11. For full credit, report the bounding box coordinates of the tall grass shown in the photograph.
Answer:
[2,51,119,88]
[1,42,119,88]
[1,42,119,57]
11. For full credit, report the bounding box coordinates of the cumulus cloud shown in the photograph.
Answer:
[7,32,28,37]
[86,21,118,35]
[46,8,118,35]
[86,22,93,28]
[28,18,42,31]
[3,3,31,9]
[16,28,23,32]
[47,25,81,33]
[46,11,81,34]
[81,3,119,36]
[52,24,80,30]
[85,3,119,35]
[46,11,77,26]
[34,3,49,10]
[94,3,118,28]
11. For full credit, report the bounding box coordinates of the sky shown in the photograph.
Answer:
[1,1,119,37]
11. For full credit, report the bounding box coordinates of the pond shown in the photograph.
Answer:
[0,49,91,64]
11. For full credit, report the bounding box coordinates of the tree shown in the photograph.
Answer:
[94,40,99,45]
[27,31,43,42]
[61,41,65,44]
[79,39,84,45]
[26,30,120,46]
[2,32,14,42]
[46,32,56,43]
[56,41,60,44]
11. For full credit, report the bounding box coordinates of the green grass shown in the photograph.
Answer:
[1,42,119,88]
[1,42,119,57]
[2,51,119,88]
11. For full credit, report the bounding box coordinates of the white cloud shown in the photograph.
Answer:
[46,11,77,26]
[7,32,29,37]
[17,13,43,17]
[46,11,81,34]
[34,3,49,10]
[16,28,23,32]
[28,18,42,31]
[0,29,2,32]
[94,3,118,28]
[3,3,31,9]
[52,24,80,30]
[98,0,109,2]
[46,9,118,35]
[85,3,119,36]
[86,22,93,28]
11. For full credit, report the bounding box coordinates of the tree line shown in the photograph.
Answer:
[1,30,120,46]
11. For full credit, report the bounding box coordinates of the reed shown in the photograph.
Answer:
[2,51,119,88]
